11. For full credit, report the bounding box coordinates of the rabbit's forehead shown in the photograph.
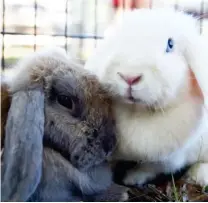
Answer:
[53,74,79,92]
[51,70,110,104]
[51,70,87,88]
[107,14,198,64]
[121,8,197,33]
[115,9,197,51]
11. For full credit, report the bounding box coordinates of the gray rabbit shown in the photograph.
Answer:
[1,47,128,202]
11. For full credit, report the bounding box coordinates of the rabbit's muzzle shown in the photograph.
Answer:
[70,125,116,171]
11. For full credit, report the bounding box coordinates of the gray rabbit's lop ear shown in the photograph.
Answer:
[1,88,45,201]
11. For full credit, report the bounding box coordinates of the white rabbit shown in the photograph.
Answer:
[84,8,208,187]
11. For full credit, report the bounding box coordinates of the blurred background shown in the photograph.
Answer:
[1,0,208,70]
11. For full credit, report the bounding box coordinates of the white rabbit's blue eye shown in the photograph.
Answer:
[166,38,174,53]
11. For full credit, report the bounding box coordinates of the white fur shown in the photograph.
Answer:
[85,8,208,186]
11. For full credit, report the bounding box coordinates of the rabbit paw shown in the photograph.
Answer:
[120,191,129,201]
[94,184,129,201]
[186,163,208,186]
[124,167,156,186]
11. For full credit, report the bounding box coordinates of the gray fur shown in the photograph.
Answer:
[1,90,44,201]
[28,148,113,202]
[1,68,128,201]
[42,68,117,172]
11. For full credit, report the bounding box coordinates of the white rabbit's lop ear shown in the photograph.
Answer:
[1,88,45,201]
[185,35,208,108]
[3,46,69,93]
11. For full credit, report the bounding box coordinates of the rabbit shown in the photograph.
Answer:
[1,47,129,202]
[84,8,208,187]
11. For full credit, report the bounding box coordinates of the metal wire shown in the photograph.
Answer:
[200,0,205,34]
[64,0,68,51]
[0,31,104,39]
[34,0,37,51]
[0,0,207,70]
[1,0,5,69]
[94,0,98,48]
[174,0,179,10]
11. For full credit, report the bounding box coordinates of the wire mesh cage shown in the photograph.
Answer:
[1,0,208,70]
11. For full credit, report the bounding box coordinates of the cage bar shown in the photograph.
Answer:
[34,0,37,51]
[1,0,5,70]
[0,0,207,70]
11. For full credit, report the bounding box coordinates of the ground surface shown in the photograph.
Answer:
[127,180,208,202]
[113,161,208,202]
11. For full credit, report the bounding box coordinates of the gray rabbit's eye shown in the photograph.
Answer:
[57,95,74,110]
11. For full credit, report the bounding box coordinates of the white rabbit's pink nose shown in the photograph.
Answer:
[117,72,143,86]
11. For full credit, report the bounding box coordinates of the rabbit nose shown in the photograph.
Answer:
[117,72,143,86]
